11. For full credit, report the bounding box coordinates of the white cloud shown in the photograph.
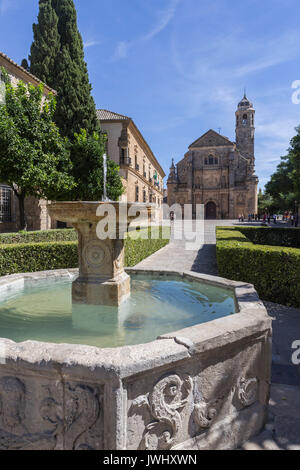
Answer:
[142,0,181,42]
[113,41,130,60]
[113,0,181,61]
[83,40,100,49]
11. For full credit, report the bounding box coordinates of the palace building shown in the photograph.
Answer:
[97,110,165,217]
[167,94,258,219]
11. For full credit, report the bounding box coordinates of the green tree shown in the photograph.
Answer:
[29,0,99,140]
[0,80,75,229]
[258,191,274,213]
[29,0,60,85]
[288,125,300,202]
[265,127,300,212]
[21,59,29,71]
[69,130,124,201]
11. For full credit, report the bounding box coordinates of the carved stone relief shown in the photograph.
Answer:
[132,374,193,450]
[129,372,259,450]
[0,376,103,450]
[237,377,258,408]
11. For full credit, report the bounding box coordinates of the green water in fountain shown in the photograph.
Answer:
[0,275,236,348]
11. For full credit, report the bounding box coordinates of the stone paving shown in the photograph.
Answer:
[136,220,300,450]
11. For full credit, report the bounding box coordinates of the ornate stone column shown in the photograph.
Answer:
[48,202,150,306]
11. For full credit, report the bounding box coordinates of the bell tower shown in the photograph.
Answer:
[235,93,255,162]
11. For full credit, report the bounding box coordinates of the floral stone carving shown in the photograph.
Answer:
[133,374,193,450]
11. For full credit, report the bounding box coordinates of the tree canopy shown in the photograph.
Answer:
[29,0,99,140]
[265,126,300,212]
[0,79,74,229]
[69,129,124,202]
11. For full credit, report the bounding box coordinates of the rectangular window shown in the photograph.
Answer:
[135,186,139,202]
[0,185,12,223]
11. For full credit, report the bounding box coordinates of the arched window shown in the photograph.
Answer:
[205,156,218,166]
[242,114,248,127]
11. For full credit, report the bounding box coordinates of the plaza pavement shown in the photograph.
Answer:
[136,219,300,450]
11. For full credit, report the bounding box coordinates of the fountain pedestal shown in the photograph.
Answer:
[48,202,149,306]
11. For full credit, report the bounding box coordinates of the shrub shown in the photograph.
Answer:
[0,241,78,275]
[0,227,170,276]
[125,227,169,266]
[0,229,77,245]
[238,226,300,248]
[216,227,300,308]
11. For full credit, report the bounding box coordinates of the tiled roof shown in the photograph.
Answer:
[0,51,56,94]
[97,109,130,121]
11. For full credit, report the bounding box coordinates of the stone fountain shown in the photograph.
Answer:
[48,201,150,306]
[0,202,272,450]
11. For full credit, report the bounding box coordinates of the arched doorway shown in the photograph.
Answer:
[205,201,217,220]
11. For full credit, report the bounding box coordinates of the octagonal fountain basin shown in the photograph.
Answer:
[0,269,272,451]
[0,271,237,349]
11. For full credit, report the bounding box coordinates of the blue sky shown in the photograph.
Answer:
[1,0,300,189]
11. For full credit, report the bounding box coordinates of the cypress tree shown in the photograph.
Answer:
[29,0,99,140]
[29,0,60,85]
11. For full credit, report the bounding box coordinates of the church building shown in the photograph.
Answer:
[167,94,258,219]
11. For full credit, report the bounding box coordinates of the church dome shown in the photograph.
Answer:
[238,93,253,109]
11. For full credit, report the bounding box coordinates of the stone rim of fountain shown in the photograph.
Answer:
[0,268,272,451]
[0,267,271,376]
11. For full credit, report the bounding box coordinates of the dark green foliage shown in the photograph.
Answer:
[0,229,77,244]
[0,227,170,276]
[238,227,300,248]
[29,0,60,85]
[30,0,99,140]
[29,0,124,201]
[68,130,124,201]
[265,126,300,211]
[0,241,78,276]
[216,227,300,308]
[0,81,75,228]
[21,59,29,71]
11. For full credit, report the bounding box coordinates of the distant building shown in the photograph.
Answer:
[97,110,165,218]
[167,94,258,219]
[0,51,56,232]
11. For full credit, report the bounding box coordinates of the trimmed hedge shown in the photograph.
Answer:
[0,241,78,275]
[238,226,300,248]
[0,229,77,244]
[0,227,170,276]
[216,227,300,308]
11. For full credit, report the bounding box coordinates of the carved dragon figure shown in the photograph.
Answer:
[133,374,193,450]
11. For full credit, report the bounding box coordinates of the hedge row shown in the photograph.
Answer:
[0,229,77,244]
[238,226,300,248]
[216,227,300,308]
[0,227,170,276]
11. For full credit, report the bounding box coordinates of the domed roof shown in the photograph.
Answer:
[238,93,253,109]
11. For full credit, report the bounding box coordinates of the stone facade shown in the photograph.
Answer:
[167,95,258,219]
[97,110,165,221]
[0,52,56,233]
